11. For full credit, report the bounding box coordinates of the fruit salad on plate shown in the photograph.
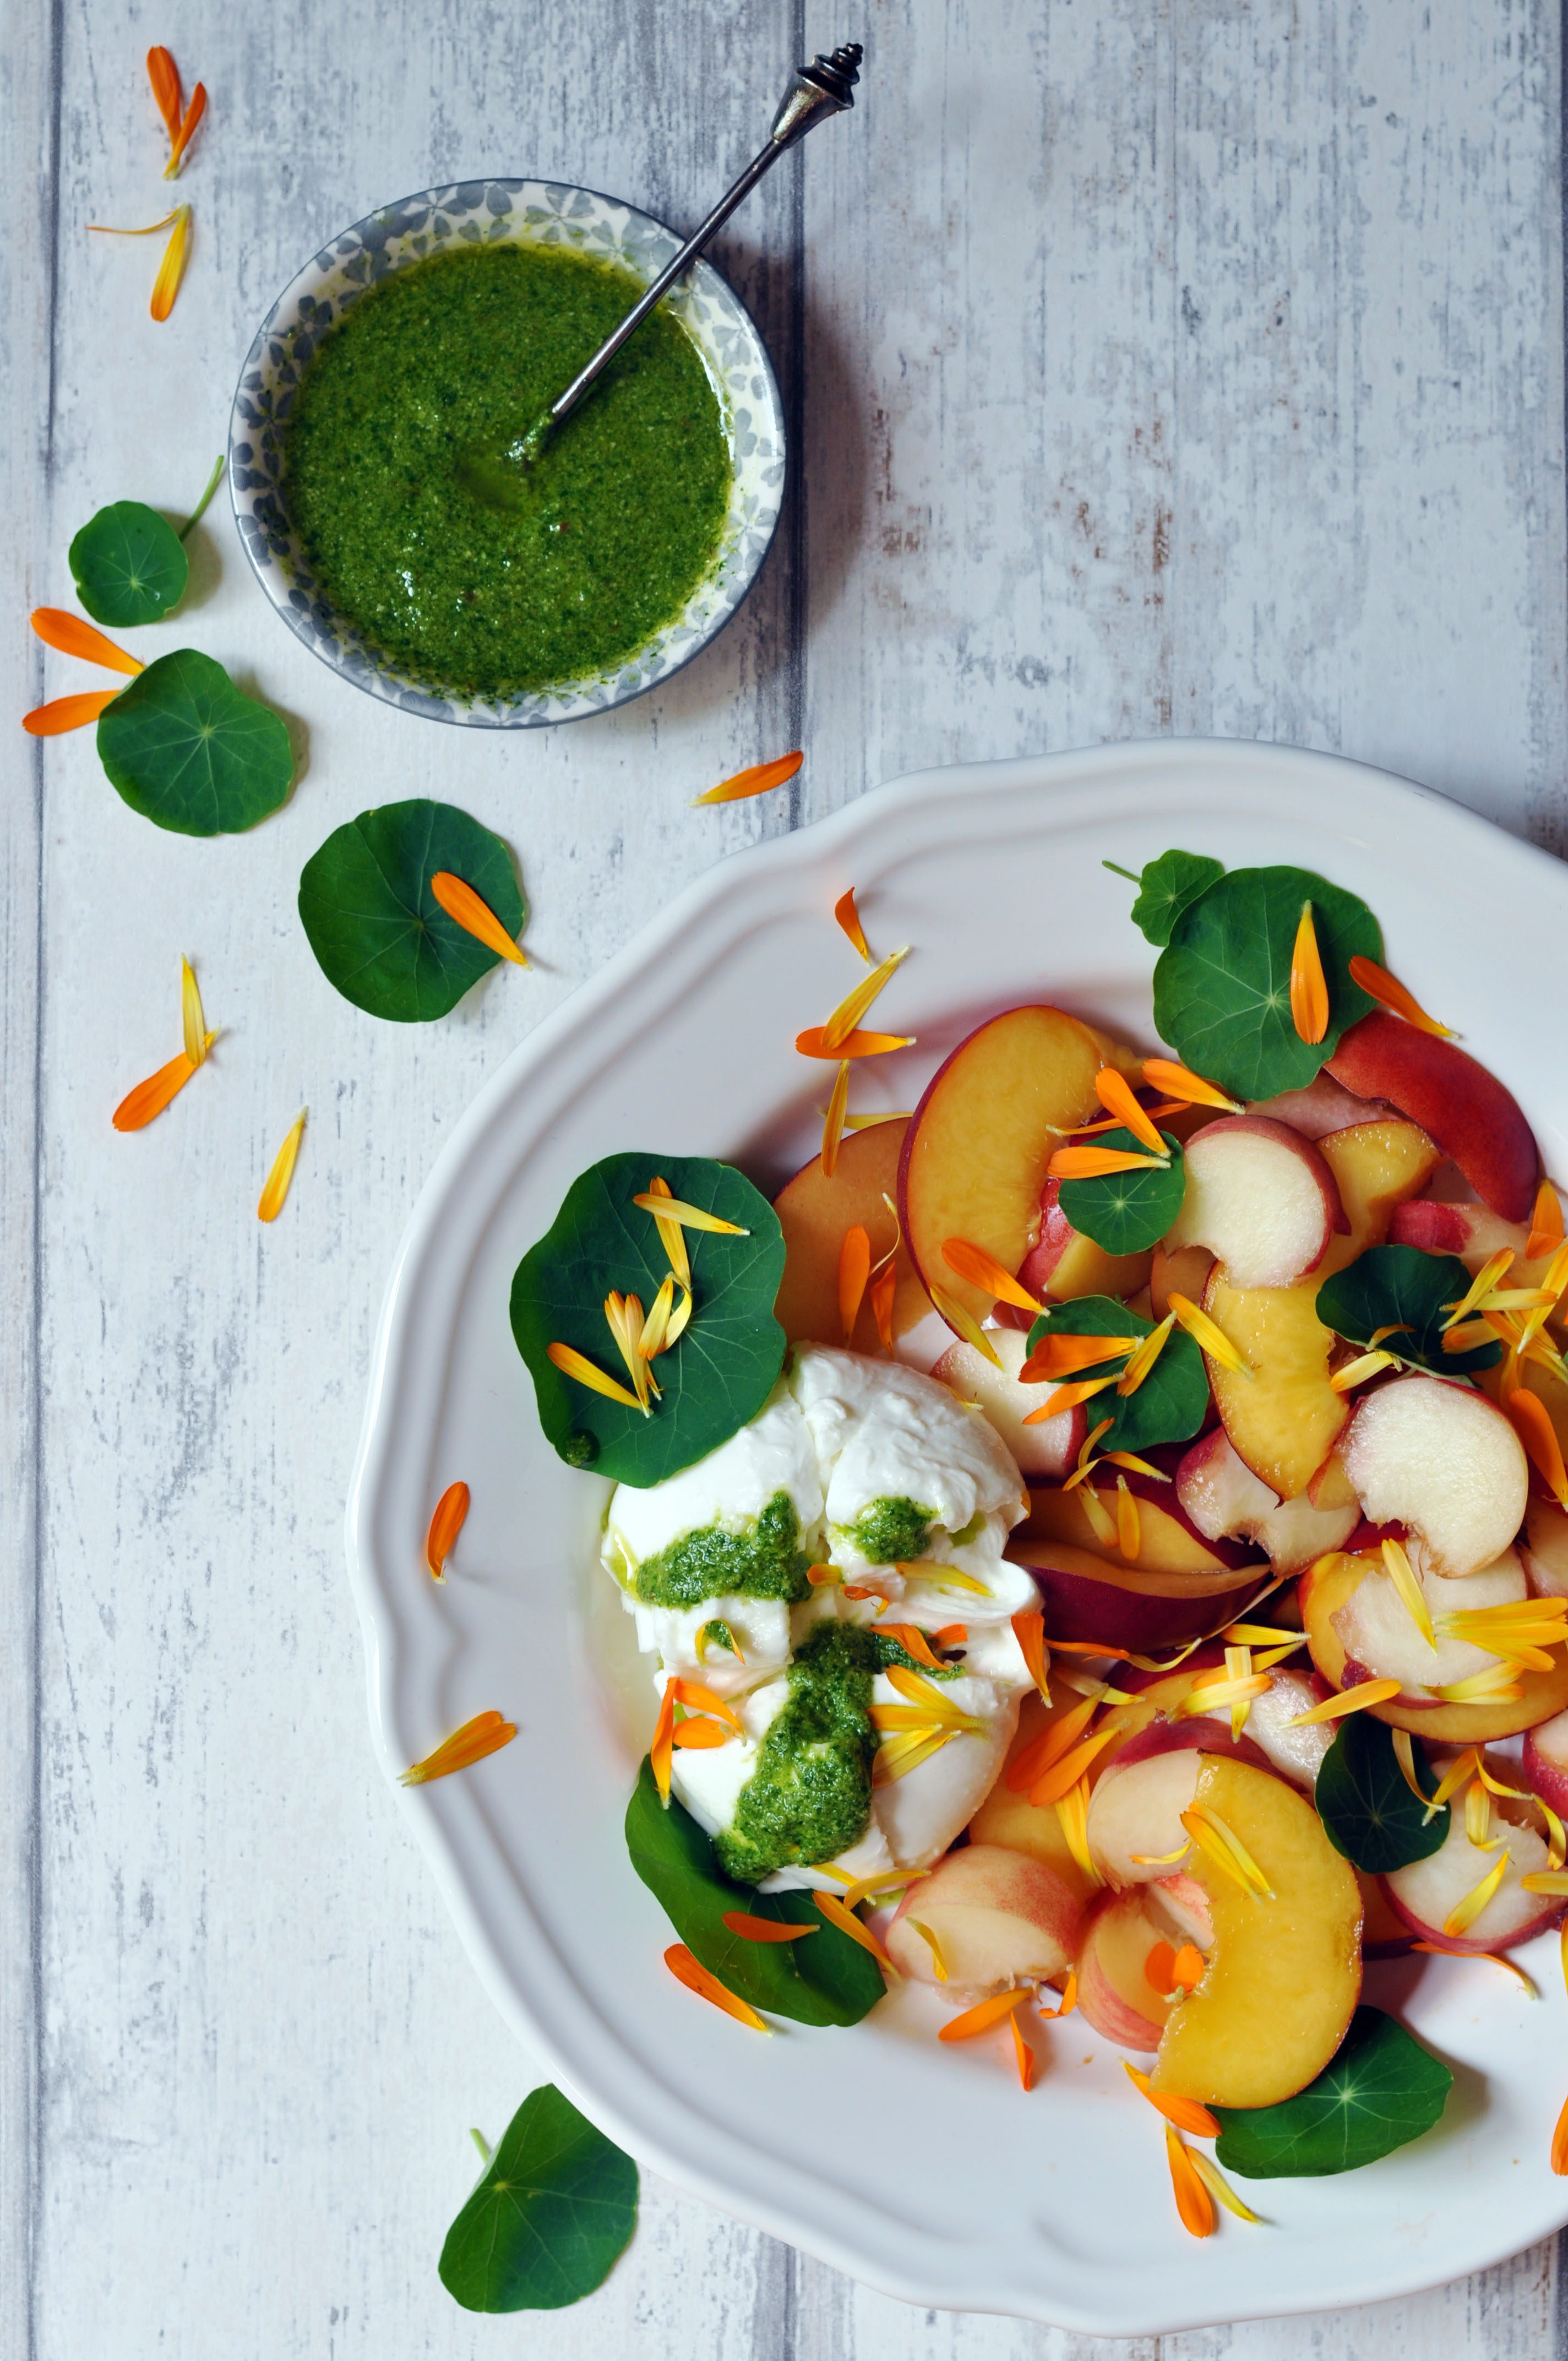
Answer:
[496,853,1568,2234]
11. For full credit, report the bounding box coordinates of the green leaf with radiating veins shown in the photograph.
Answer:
[1212,2008,1453,2177]
[624,1758,884,2024]
[438,2085,638,2312]
[69,501,188,625]
[510,1153,786,1486]
[1107,849,1226,947]
[1315,1243,1501,1379]
[1314,1712,1450,1874]
[298,797,525,1020]
[1058,1128,1187,1254]
[1152,864,1381,1099]
[96,649,293,835]
[1024,1293,1208,1455]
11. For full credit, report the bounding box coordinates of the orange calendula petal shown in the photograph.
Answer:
[834,886,873,962]
[544,1340,645,1412]
[1527,1182,1565,1264]
[650,1685,676,1804]
[938,1988,1031,2041]
[672,1717,729,1749]
[720,1911,818,1943]
[878,1622,949,1672]
[820,945,910,1053]
[1027,1727,1121,1807]
[424,1479,470,1582]
[663,1943,769,2030]
[1038,1967,1079,2019]
[1171,1941,1205,1989]
[1124,2061,1221,2139]
[429,871,527,966]
[869,1261,897,1354]
[1010,2008,1036,2090]
[30,607,143,676]
[111,1033,215,1131]
[1140,1057,1242,1113]
[1011,1608,1050,1702]
[1347,954,1453,1039]
[257,1107,307,1221]
[165,81,206,178]
[1094,1067,1168,1158]
[1023,1373,1120,1423]
[821,1058,851,1179]
[814,1890,894,1970]
[1145,1939,1177,1995]
[839,1223,872,1344]
[1553,2092,1568,2176]
[1020,1334,1137,1380]
[690,748,803,806]
[796,1024,914,1059]
[1289,901,1330,1045]
[1048,1144,1167,1180]
[1166,2124,1216,2239]
[1508,1388,1568,1506]
[149,205,192,322]
[399,1708,516,1785]
[670,1679,745,1734]
[146,45,183,139]
[941,1236,1043,1314]
[1115,1476,1140,1561]
[22,689,122,735]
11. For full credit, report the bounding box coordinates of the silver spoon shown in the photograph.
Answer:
[458,42,863,508]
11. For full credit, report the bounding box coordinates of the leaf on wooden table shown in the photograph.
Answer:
[68,501,188,626]
[298,798,524,1020]
[438,2085,638,2313]
[96,649,292,835]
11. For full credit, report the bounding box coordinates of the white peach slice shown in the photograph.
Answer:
[1175,1426,1358,1575]
[1522,1499,1568,1599]
[1086,1731,1267,1887]
[1338,1374,1529,1580]
[930,1324,1086,1478]
[1330,1546,1527,1699]
[1074,1876,1216,2052]
[1163,1116,1346,1290]
[884,1842,1082,1995]
[1524,1708,1568,1821]
[1248,1074,1396,1138]
[1242,1668,1335,1789]
[1382,1800,1558,1954]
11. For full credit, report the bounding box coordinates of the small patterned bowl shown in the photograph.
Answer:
[228,179,786,728]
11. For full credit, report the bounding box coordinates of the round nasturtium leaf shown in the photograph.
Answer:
[510,1152,787,1487]
[297,798,525,1021]
[438,2085,638,2313]
[1058,1128,1187,1255]
[96,649,293,836]
[68,499,188,627]
[1316,1244,1501,1379]
[1314,1713,1450,1875]
[1212,2007,1453,2178]
[1024,1294,1208,1455]
[1152,864,1382,1101]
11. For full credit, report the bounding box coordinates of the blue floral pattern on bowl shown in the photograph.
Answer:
[228,179,786,728]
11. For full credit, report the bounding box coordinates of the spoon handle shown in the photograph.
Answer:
[546,43,863,432]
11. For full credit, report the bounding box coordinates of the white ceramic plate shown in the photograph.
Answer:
[346,740,1568,2334]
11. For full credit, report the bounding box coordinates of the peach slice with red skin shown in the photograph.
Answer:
[1389,1201,1567,1337]
[1075,1879,1213,2052]
[1008,1536,1261,1651]
[929,1324,1086,1478]
[1381,1777,1559,1954]
[1326,1011,1539,1222]
[772,1117,929,1352]
[1020,1472,1260,1574]
[1329,1542,1529,1699]
[1300,1547,1568,1741]
[1523,1706,1568,1820]
[1248,1073,1398,1139]
[1175,1424,1359,1574]
[1522,1499,1568,1600]
[1163,1116,1347,1290]
[898,1007,1111,1331]
[1242,1667,1335,1790]
[1086,1729,1270,1887]
[989,1177,1153,1331]
[1337,1374,1528,1580]
[884,1842,1082,1996]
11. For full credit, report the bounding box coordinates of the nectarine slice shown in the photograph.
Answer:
[1329,1543,1527,1695]
[1020,1482,1256,1575]
[899,1007,1107,1329]
[1008,1536,1261,1650]
[1338,1374,1528,1579]
[1382,1797,1557,1953]
[774,1117,929,1351]
[1326,1011,1538,1222]
[1300,1548,1568,1740]
[1015,1178,1152,1310]
[1151,1754,1363,2108]
[1163,1116,1346,1289]
[930,1325,1085,1478]
[884,1842,1081,1995]
[1176,1426,1358,1575]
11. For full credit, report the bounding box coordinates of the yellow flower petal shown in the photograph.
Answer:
[257,1107,307,1222]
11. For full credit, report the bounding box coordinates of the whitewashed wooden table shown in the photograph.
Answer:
[4,2,1566,2353]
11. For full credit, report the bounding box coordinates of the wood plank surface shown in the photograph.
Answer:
[3,0,1565,2354]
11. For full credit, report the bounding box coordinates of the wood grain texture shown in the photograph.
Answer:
[5,0,1567,2353]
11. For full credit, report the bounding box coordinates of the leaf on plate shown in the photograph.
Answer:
[438,2085,637,2313]
[1212,2006,1453,2178]
[96,649,293,836]
[624,1759,884,2026]
[1113,849,1226,947]
[1025,1294,1208,1454]
[298,798,525,1021]
[68,500,188,626]
[1152,866,1381,1100]
[1314,1713,1450,1875]
[510,1154,786,1486]
[1316,1244,1501,1379]
[1059,1128,1187,1255]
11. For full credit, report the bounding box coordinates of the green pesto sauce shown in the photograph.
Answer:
[847,1495,935,1565]
[280,242,732,699]
[633,1491,812,1610]
[699,1619,738,1658]
[715,1624,958,1885]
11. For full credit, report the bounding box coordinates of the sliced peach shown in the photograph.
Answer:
[1358,1868,1414,1958]
[774,1117,928,1351]
[930,1324,1086,1478]
[1300,1548,1568,1740]
[1382,1797,1558,1953]
[1522,1499,1568,1599]
[1338,1374,1528,1579]
[1329,1543,1528,1699]
[1249,1074,1397,1138]
[884,1842,1082,1995]
[1074,1879,1216,2053]
[899,1007,1107,1330]
[1175,1426,1358,1575]
[1243,1667,1335,1789]
[1163,1117,1346,1289]
[1151,1754,1363,2108]
[1011,1178,1153,1314]
[968,1690,1119,1904]
[1150,1241,1215,1320]
[1020,1480,1258,1574]
[1316,1119,1443,1254]
[1008,1536,1260,1651]
[1326,1013,1539,1222]
[1087,1733,1267,1886]
[1524,1707,1568,1820]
